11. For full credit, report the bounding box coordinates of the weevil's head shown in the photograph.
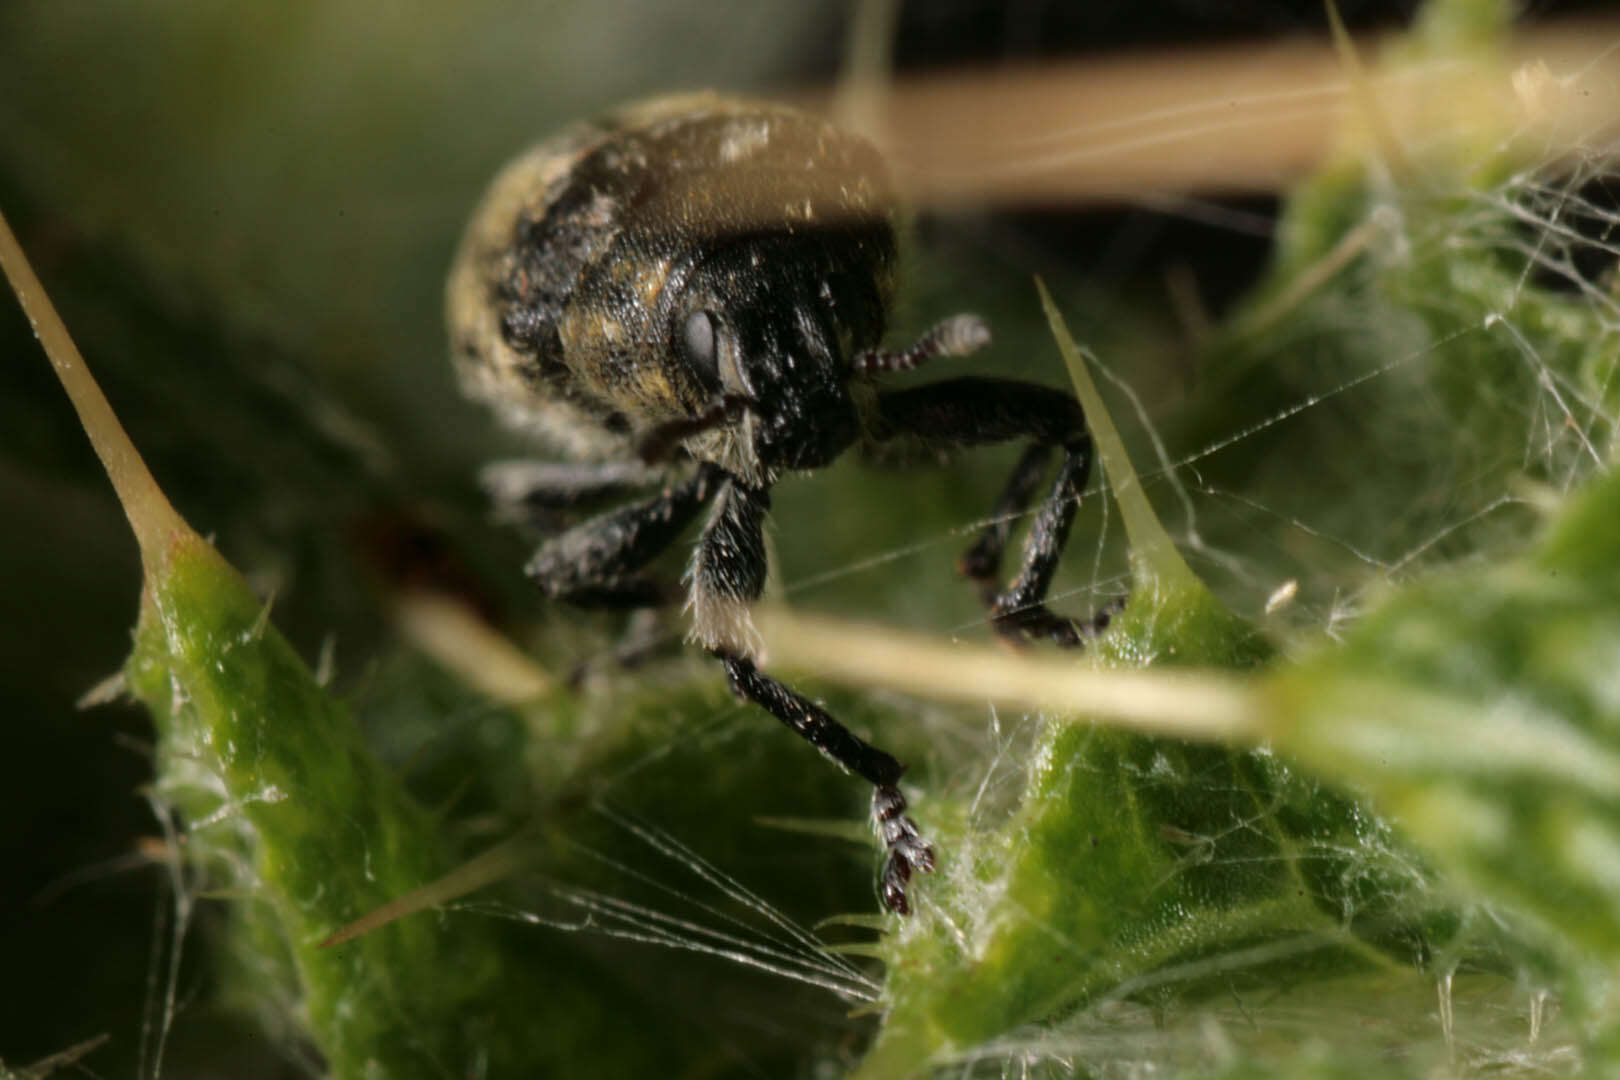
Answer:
[670,226,894,479]
[592,101,903,481]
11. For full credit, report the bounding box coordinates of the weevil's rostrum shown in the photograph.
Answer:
[450,94,1113,914]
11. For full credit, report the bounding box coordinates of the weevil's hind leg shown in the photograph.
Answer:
[877,376,1125,647]
[692,479,935,915]
[722,656,935,915]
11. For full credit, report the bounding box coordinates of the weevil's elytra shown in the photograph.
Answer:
[450,93,1117,915]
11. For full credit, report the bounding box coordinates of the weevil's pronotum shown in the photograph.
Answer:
[448,94,1114,914]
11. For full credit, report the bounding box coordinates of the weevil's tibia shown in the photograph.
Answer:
[722,654,935,915]
[958,442,1054,583]
[986,438,1095,646]
[852,313,990,375]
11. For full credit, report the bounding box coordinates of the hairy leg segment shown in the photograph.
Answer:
[689,479,936,913]
[523,463,723,608]
[722,655,935,914]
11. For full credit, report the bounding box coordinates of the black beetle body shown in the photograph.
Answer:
[450,95,1110,914]
[449,94,896,484]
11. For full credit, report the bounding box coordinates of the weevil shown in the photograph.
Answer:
[448,94,1113,914]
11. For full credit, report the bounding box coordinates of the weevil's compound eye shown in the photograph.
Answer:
[680,309,720,390]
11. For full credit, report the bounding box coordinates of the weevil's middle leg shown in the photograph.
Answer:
[526,463,723,606]
[520,463,724,681]
[481,459,664,519]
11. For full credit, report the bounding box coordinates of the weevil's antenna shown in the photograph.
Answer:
[853,313,990,375]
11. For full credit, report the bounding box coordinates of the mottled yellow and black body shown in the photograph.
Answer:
[450,95,1114,915]
[449,95,898,483]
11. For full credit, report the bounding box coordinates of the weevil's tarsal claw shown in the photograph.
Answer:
[881,862,912,915]
[874,783,935,915]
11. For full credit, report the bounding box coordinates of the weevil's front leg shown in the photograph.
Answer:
[526,463,723,609]
[723,657,935,914]
[691,479,935,915]
[877,376,1120,647]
